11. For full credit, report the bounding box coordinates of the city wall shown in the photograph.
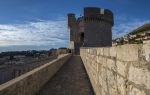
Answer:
[80,44,150,95]
[0,54,72,95]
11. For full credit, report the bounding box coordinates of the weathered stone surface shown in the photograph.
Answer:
[116,61,127,77]
[80,44,150,95]
[110,46,117,57]
[142,44,150,62]
[107,58,116,72]
[97,48,103,56]
[101,68,108,93]
[110,47,117,57]
[117,44,139,61]
[101,89,107,95]
[107,70,118,95]
[129,65,150,89]
[128,86,146,95]
[117,75,126,95]
[103,47,110,57]
[102,57,107,67]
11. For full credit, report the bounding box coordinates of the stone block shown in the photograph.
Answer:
[103,47,110,57]
[110,47,117,57]
[97,48,104,56]
[128,85,146,95]
[116,44,139,61]
[116,61,128,77]
[129,65,150,89]
[107,70,117,88]
[98,75,103,87]
[89,49,93,54]
[87,49,90,53]
[107,58,116,72]
[107,70,118,95]
[102,57,107,67]
[101,68,108,93]
[96,55,102,64]
[117,75,126,95]
[93,49,97,55]
[101,88,109,95]
[141,44,150,62]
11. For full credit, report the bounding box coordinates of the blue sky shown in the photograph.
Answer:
[0,0,149,51]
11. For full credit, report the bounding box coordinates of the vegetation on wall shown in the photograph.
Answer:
[130,23,150,35]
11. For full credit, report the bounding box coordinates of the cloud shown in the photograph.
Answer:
[112,17,150,39]
[0,16,149,51]
[0,20,69,48]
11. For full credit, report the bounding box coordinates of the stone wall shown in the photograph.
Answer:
[0,54,72,95]
[80,44,150,95]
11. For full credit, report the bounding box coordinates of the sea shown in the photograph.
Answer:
[0,45,55,52]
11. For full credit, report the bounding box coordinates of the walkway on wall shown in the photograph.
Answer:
[38,55,94,95]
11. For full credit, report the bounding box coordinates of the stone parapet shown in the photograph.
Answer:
[0,54,72,95]
[80,44,150,95]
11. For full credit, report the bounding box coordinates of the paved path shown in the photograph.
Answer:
[38,55,94,95]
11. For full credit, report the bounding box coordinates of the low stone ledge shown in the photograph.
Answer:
[0,54,72,95]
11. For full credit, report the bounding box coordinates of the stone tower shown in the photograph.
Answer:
[83,7,114,47]
[68,7,114,53]
[67,13,77,50]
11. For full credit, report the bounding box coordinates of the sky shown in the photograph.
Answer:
[0,0,149,52]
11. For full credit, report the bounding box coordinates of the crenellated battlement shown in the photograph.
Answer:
[76,16,113,25]
[76,8,114,25]
[68,13,76,28]
[83,7,114,25]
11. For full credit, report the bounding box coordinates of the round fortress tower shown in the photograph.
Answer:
[67,7,114,54]
[83,7,114,47]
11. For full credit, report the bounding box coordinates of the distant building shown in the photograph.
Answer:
[68,7,114,54]
[57,48,70,55]
[113,23,150,45]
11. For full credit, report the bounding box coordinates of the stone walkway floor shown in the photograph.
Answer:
[38,55,94,95]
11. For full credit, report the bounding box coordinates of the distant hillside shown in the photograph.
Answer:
[130,23,150,35]
[113,23,150,45]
